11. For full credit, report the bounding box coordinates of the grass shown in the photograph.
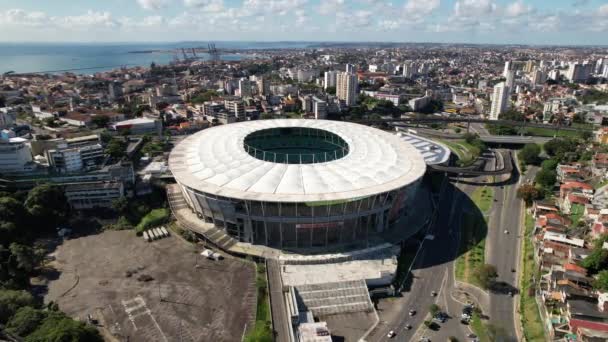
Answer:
[470,311,492,342]
[394,248,418,288]
[244,263,273,342]
[520,213,546,342]
[569,203,585,224]
[455,186,493,286]
[437,139,480,166]
[519,127,581,138]
[135,208,170,234]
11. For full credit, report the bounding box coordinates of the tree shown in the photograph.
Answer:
[580,130,593,141]
[517,184,542,205]
[463,133,478,144]
[111,197,129,214]
[0,196,28,245]
[499,109,526,121]
[535,169,557,188]
[42,117,58,127]
[0,289,36,323]
[541,158,559,172]
[105,138,127,159]
[325,86,336,95]
[543,138,578,159]
[473,264,498,289]
[6,307,46,337]
[594,270,608,292]
[581,235,608,274]
[518,143,541,165]
[24,184,70,231]
[91,115,110,128]
[429,304,440,316]
[9,243,42,274]
[25,311,103,342]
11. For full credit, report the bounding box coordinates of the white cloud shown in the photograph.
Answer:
[600,4,608,16]
[0,9,49,27]
[58,11,117,28]
[404,0,440,15]
[453,0,497,17]
[505,1,533,17]
[183,0,224,12]
[243,0,308,16]
[318,0,344,15]
[136,0,170,11]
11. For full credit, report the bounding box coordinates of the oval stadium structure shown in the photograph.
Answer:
[169,119,427,249]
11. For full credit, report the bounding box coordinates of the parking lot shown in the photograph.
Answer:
[44,230,256,342]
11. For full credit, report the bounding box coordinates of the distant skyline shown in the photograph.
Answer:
[0,0,607,46]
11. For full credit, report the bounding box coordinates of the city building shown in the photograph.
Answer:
[408,96,431,111]
[0,138,34,174]
[336,72,358,106]
[345,64,356,73]
[224,99,245,119]
[490,82,510,120]
[503,60,513,77]
[312,96,327,119]
[566,63,591,83]
[46,142,104,173]
[257,77,270,96]
[0,107,16,129]
[64,181,124,210]
[324,71,337,90]
[505,70,515,92]
[239,78,252,98]
[299,95,313,113]
[111,117,163,136]
[169,120,426,249]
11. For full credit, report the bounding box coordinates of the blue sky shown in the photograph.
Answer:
[0,0,606,45]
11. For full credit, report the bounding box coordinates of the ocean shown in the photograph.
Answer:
[0,41,314,74]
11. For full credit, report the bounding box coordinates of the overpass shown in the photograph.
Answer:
[395,126,554,145]
[355,117,591,132]
[428,150,514,176]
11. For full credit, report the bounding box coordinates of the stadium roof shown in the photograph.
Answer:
[169,119,426,203]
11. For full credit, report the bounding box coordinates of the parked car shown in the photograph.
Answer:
[387,330,396,338]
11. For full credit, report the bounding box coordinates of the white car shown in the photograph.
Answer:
[504,230,509,234]
[387,330,396,338]
[409,309,416,316]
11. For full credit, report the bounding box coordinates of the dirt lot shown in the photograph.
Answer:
[44,230,256,342]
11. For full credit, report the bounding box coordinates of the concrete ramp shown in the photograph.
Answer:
[295,280,374,316]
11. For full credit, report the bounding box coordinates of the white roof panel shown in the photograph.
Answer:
[169,119,426,202]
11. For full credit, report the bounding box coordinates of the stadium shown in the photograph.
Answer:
[168,119,427,249]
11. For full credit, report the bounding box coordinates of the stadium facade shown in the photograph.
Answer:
[169,120,427,249]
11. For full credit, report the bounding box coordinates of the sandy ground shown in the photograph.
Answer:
[43,230,256,342]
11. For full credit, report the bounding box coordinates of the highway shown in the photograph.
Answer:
[485,158,539,342]
[398,126,554,145]
[368,148,530,342]
[357,116,591,132]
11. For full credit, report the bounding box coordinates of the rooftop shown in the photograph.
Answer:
[169,119,426,203]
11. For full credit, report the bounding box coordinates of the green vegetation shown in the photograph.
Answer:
[569,203,585,225]
[191,89,219,104]
[520,213,546,342]
[437,139,482,166]
[470,311,492,342]
[429,304,440,316]
[517,184,542,206]
[519,127,581,138]
[0,187,101,341]
[535,169,557,188]
[244,263,272,342]
[471,186,494,213]
[394,247,417,288]
[580,89,608,105]
[594,270,608,292]
[24,184,70,232]
[580,235,608,274]
[135,208,170,234]
[105,138,127,159]
[518,144,541,165]
[455,186,492,287]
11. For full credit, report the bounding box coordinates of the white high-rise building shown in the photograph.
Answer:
[336,72,358,106]
[566,63,590,83]
[503,61,513,77]
[312,96,327,120]
[490,82,510,120]
[505,70,515,92]
[239,79,252,98]
[324,71,338,90]
[532,69,547,85]
[345,64,356,73]
[603,65,608,78]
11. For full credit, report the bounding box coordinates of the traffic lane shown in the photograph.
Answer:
[383,183,462,342]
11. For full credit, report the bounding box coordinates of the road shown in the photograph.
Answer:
[369,149,530,342]
[369,175,472,342]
